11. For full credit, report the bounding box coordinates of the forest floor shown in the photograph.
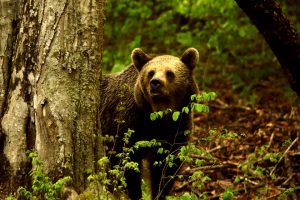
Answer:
[172,70,300,199]
[1,67,299,200]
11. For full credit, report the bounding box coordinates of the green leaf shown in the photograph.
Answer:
[192,104,202,112]
[195,159,204,167]
[180,193,191,200]
[190,94,197,101]
[192,104,210,113]
[157,148,164,154]
[157,111,164,119]
[233,176,241,184]
[221,189,234,200]
[150,113,156,121]
[182,106,189,114]
[172,111,180,121]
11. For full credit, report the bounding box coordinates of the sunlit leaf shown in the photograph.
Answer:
[172,111,180,121]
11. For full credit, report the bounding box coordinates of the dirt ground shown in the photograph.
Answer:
[172,72,300,199]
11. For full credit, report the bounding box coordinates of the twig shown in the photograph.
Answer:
[185,164,236,174]
[281,174,294,186]
[266,187,300,199]
[208,145,224,153]
[190,154,214,161]
[268,132,274,148]
[243,177,260,186]
[287,151,300,156]
[270,137,299,176]
[173,181,188,192]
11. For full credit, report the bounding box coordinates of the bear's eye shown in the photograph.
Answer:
[148,70,155,78]
[166,70,175,80]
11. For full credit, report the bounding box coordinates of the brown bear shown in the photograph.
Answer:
[100,48,199,200]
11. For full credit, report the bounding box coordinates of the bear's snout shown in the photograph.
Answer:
[150,78,162,90]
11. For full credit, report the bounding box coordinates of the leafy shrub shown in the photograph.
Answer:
[6,151,71,200]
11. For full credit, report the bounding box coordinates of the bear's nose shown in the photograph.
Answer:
[150,78,162,89]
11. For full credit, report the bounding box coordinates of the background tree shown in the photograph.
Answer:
[0,0,104,195]
[235,0,300,97]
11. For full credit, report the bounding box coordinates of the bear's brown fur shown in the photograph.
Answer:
[100,48,199,200]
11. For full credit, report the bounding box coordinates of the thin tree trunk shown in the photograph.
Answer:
[0,0,104,195]
[235,0,300,97]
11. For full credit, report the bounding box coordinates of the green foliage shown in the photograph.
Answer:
[6,151,71,200]
[134,139,161,149]
[172,111,181,121]
[189,171,211,191]
[191,92,217,102]
[221,188,234,200]
[239,144,281,178]
[150,110,165,121]
[150,92,217,122]
[282,138,292,148]
[5,197,17,200]
[179,143,212,165]
[141,179,151,200]
[188,92,217,113]
[191,103,210,113]
[166,192,198,200]
[86,129,163,199]
[104,0,270,72]
[153,93,216,198]
[233,175,241,184]
[277,187,295,200]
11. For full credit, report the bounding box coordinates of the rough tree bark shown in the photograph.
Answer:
[235,0,300,97]
[0,0,104,195]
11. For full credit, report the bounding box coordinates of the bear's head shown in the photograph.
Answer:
[132,48,199,112]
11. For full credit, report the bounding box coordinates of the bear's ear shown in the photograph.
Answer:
[180,48,199,70]
[131,48,152,71]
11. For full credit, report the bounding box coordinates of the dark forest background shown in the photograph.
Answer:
[103,0,299,102]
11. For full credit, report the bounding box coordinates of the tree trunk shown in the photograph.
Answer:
[0,0,104,195]
[234,0,300,97]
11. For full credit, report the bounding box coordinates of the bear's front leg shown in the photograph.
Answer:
[125,168,142,200]
[150,160,179,199]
